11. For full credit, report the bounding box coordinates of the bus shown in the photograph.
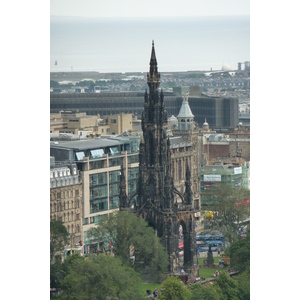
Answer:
[196,234,225,252]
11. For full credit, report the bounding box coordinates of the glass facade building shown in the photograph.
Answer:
[50,134,141,254]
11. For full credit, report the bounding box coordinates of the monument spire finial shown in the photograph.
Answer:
[147,40,160,85]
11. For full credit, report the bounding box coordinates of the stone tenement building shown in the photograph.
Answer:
[50,111,133,137]
[120,42,199,276]
[50,158,83,254]
[171,93,201,210]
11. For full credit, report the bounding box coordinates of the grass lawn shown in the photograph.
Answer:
[198,257,220,264]
[139,282,161,296]
[52,283,161,299]
[198,267,227,279]
[197,257,229,279]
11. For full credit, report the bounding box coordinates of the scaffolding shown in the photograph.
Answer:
[200,165,249,205]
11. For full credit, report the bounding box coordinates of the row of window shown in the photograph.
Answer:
[89,169,139,214]
[89,153,139,171]
[50,200,80,212]
[51,212,80,222]
[50,217,81,234]
[51,190,80,200]
[50,177,79,188]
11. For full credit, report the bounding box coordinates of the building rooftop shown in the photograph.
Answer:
[177,99,194,118]
[50,137,123,151]
[169,136,192,148]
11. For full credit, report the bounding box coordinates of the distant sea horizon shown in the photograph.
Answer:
[50,15,250,73]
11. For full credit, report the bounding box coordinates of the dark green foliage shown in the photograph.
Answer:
[203,184,250,244]
[89,211,169,282]
[60,254,144,300]
[50,80,60,88]
[159,276,191,300]
[235,269,250,300]
[214,272,239,300]
[229,232,250,273]
[50,219,69,262]
[50,261,66,290]
[50,253,83,290]
[187,233,250,300]
[189,283,220,300]
[75,80,94,87]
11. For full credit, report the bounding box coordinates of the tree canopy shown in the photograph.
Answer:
[89,211,169,282]
[50,219,69,261]
[50,253,83,290]
[189,283,221,300]
[203,184,250,244]
[60,254,144,300]
[159,276,191,300]
[229,231,250,273]
[188,270,249,300]
[213,272,239,300]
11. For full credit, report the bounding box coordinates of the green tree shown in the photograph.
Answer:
[214,272,239,300]
[50,219,69,262]
[235,269,250,300]
[50,254,83,290]
[75,80,94,87]
[50,80,60,88]
[229,232,250,273]
[89,211,169,282]
[203,184,250,244]
[60,254,144,300]
[159,276,191,300]
[189,283,220,300]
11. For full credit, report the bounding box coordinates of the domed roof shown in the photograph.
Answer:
[168,115,178,121]
[203,118,209,130]
[221,64,231,71]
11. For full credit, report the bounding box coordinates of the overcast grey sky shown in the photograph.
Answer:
[50,0,250,18]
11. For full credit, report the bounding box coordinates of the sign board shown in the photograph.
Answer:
[234,167,242,175]
[203,175,221,182]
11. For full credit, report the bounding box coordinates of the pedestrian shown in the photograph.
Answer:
[218,248,220,256]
